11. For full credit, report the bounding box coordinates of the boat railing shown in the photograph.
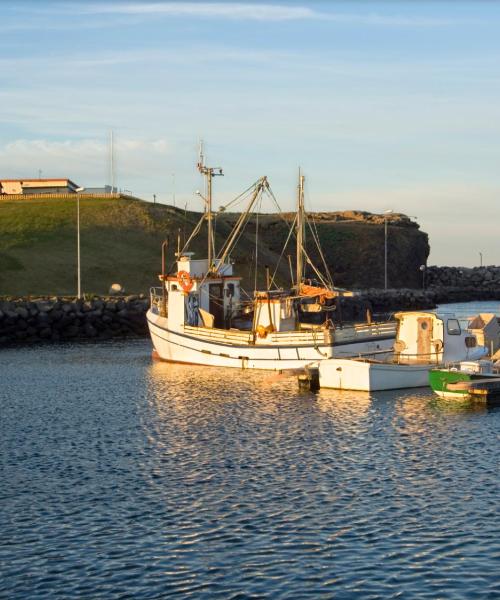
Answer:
[334,321,397,342]
[183,325,253,344]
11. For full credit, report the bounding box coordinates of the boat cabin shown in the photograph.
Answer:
[162,254,241,331]
[159,254,299,335]
[394,311,484,364]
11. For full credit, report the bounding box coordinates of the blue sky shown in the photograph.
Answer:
[1,1,500,266]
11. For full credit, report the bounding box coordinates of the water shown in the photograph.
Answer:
[1,305,499,599]
[437,300,500,318]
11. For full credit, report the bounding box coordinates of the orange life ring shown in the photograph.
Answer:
[177,270,193,292]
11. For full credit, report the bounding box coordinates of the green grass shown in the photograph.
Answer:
[0,195,430,295]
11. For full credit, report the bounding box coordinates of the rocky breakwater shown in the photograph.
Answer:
[339,288,437,322]
[425,266,500,302]
[0,296,150,346]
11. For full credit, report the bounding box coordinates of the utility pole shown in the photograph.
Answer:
[384,209,393,290]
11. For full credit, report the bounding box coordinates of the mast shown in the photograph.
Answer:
[197,141,223,272]
[296,170,305,289]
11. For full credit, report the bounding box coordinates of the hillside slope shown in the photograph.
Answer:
[0,196,429,295]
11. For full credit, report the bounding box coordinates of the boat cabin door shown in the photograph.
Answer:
[209,283,225,328]
[416,316,433,363]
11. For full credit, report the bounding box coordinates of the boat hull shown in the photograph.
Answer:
[147,310,394,371]
[319,359,432,391]
[428,369,473,399]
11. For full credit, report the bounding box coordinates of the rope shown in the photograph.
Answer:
[306,213,334,288]
[269,212,297,289]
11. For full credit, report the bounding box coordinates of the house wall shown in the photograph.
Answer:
[1,181,23,194]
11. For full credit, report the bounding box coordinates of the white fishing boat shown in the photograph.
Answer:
[147,153,396,370]
[318,311,489,391]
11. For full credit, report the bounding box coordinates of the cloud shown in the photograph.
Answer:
[69,2,316,21]
[67,2,474,26]
[0,138,170,185]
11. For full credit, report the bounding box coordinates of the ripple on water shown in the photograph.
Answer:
[0,340,499,599]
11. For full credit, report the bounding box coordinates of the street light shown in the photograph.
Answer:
[75,187,85,299]
[384,209,393,290]
[419,264,426,290]
[479,252,483,267]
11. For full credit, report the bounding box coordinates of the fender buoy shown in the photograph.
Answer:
[394,340,406,352]
[256,324,275,339]
[432,339,444,352]
[256,325,268,339]
[177,270,193,292]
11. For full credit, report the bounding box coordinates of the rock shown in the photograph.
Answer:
[36,301,52,313]
[63,325,79,338]
[15,306,29,319]
[84,323,97,337]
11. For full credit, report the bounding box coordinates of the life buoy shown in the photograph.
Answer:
[177,270,193,292]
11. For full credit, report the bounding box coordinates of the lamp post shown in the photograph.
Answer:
[479,252,483,267]
[75,187,85,298]
[384,209,393,290]
[419,264,426,290]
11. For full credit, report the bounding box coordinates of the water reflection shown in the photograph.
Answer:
[1,340,499,600]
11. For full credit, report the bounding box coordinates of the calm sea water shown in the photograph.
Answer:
[1,302,499,599]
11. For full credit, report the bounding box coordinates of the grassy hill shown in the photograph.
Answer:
[0,195,429,296]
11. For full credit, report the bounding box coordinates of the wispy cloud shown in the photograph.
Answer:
[70,2,316,21]
[67,2,475,26]
[0,138,170,183]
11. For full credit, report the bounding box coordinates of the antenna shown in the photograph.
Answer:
[172,172,176,207]
[198,139,205,170]
[109,130,116,192]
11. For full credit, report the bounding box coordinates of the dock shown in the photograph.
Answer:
[448,377,500,404]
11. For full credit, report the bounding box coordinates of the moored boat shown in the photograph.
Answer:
[147,153,397,370]
[318,311,489,391]
[429,360,500,399]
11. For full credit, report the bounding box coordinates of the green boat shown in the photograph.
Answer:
[429,360,499,399]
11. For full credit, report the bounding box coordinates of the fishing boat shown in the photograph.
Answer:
[147,153,396,370]
[429,360,500,399]
[317,311,489,391]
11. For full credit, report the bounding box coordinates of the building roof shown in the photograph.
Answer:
[0,178,78,186]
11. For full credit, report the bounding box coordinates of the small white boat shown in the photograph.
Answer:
[318,311,489,391]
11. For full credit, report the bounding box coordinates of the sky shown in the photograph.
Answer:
[1,0,499,267]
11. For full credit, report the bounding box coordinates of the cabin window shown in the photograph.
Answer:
[447,319,461,335]
[465,336,477,348]
[226,283,235,297]
[171,284,178,291]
